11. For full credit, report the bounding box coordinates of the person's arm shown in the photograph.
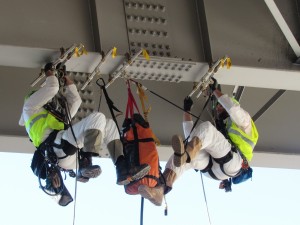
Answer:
[23,70,59,112]
[213,90,252,134]
[63,76,82,118]
[182,97,194,139]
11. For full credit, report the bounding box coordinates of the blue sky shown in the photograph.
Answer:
[1,152,299,225]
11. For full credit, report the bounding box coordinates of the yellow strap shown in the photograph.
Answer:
[74,46,88,57]
[136,83,151,121]
[142,49,150,60]
[226,57,232,69]
[136,83,161,145]
[112,47,117,58]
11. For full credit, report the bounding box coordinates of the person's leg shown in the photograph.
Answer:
[193,121,231,159]
[137,148,211,205]
[172,135,202,167]
[194,121,242,178]
[61,112,107,182]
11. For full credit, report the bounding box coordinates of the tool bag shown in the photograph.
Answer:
[123,82,160,195]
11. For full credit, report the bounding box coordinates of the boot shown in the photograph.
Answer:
[108,140,151,185]
[186,136,202,160]
[77,129,103,182]
[58,185,73,206]
[50,184,73,207]
[172,135,201,167]
[46,179,73,207]
[77,152,101,182]
[162,168,177,194]
[138,185,164,206]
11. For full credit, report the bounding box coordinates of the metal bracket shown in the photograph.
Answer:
[30,43,85,87]
[81,48,114,90]
[105,49,143,88]
[188,56,231,98]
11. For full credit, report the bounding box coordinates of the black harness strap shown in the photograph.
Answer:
[199,157,219,180]
[200,157,213,173]
[96,78,122,138]
[214,151,233,164]
[126,138,155,143]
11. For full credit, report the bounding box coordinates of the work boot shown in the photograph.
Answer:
[138,185,164,206]
[50,184,73,207]
[115,156,151,185]
[172,135,186,167]
[162,168,177,194]
[77,129,102,182]
[58,185,73,206]
[108,139,151,185]
[172,135,201,167]
[186,136,202,160]
[77,154,101,183]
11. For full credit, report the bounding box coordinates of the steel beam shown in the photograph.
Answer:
[252,89,286,122]
[1,44,300,91]
[1,135,300,169]
[264,0,300,57]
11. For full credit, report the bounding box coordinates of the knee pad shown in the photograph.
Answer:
[61,139,78,156]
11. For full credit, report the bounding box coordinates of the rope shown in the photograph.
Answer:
[127,78,213,224]
[184,95,211,144]
[200,173,212,225]
[140,197,144,225]
[61,94,80,225]
[128,79,200,119]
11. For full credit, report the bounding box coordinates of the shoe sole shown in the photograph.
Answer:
[131,164,151,181]
[77,176,89,183]
[117,165,151,186]
[138,185,162,206]
[172,135,186,167]
[80,165,102,179]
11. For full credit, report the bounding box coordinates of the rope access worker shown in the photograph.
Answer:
[19,63,149,206]
[139,78,259,205]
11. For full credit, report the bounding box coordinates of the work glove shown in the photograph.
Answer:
[44,62,54,73]
[183,96,193,111]
[209,77,218,92]
[56,63,66,71]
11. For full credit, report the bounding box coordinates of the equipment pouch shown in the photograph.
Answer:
[232,167,253,184]
[31,150,46,179]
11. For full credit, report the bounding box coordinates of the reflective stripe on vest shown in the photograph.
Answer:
[226,118,258,162]
[25,110,64,147]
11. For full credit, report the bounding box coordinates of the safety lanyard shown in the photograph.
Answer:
[125,80,140,119]
[184,96,211,145]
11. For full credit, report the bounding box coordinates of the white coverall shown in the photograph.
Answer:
[19,75,118,170]
[166,94,253,181]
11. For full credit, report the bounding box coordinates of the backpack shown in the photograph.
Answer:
[122,83,160,195]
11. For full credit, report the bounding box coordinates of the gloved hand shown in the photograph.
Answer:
[56,63,66,71]
[44,62,54,73]
[183,96,193,111]
[209,77,218,92]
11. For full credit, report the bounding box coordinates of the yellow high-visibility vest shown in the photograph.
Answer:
[226,118,258,162]
[25,110,64,147]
